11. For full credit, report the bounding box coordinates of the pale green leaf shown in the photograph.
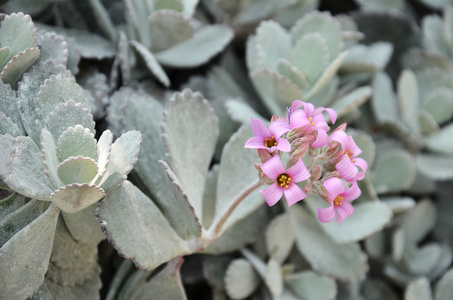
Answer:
[225,259,260,300]
[330,86,372,119]
[341,42,393,73]
[405,278,433,300]
[265,213,295,263]
[202,165,218,229]
[402,199,436,245]
[130,40,170,87]
[381,196,416,213]
[96,181,191,270]
[225,99,264,125]
[435,268,453,300]
[41,129,63,188]
[0,47,40,88]
[423,15,451,58]
[424,123,453,154]
[0,80,20,129]
[255,20,291,71]
[50,183,105,213]
[356,0,404,10]
[87,0,118,43]
[265,259,283,299]
[285,271,337,300]
[0,134,15,179]
[95,130,112,179]
[57,125,97,162]
[0,113,22,136]
[234,0,296,25]
[155,25,233,67]
[57,156,98,185]
[155,0,183,12]
[417,154,453,180]
[246,35,263,72]
[398,70,420,136]
[422,88,453,125]
[62,203,105,245]
[0,204,59,300]
[419,110,440,134]
[404,244,442,276]
[36,31,68,66]
[180,0,198,17]
[37,273,102,300]
[0,193,25,220]
[277,59,309,91]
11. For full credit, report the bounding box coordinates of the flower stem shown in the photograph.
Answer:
[207,178,264,239]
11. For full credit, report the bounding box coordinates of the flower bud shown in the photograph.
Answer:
[257,148,272,163]
[287,143,310,168]
[309,165,322,182]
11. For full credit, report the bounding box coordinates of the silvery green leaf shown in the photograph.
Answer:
[202,165,218,229]
[381,196,416,213]
[214,125,264,232]
[251,68,303,116]
[0,46,10,68]
[50,183,105,213]
[0,113,22,136]
[381,120,423,152]
[0,80,20,129]
[96,181,191,270]
[404,243,442,276]
[272,0,320,28]
[255,20,291,72]
[408,170,436,195]
[0,199,43,247]
[105,260,135,300]
[265,258,283,299]
[225,259,261,300]
[95,130,112,179]
[419,110,440,134]
[330,86,372,119]
[285,271,337,300]
[225,99,264,124]
[423,15,450,58]
[246,36,263,72]
[423,87,453,125]
[265,213,295,263]
[306,196,392,244]
[57,125,97,162]
[428,244,453,281]
[36,31,68,66]
[118,31,131,85]
[309,75,338,108]
[0,193,25,220]
[424,123,453,154]
[356,0,404,10]
[277,59,309,91]
[116,268,150,300]
[45,100,95,144]
[155,25,233,68]
[365,230,386,259]
[124,0,151,47]
[435,268,453,300]
[444,5,453,48]
[204,206,266,254]
[402,199,436,245]
[392,227,405,262]
[417,154,453,180]
[97,130,142,193]
[180,0,199,17]
[148,10,194,52]
[87,0,118,43]
[62,203,105,245]
[5,136,55,200]
[403,49,450,71]
[291,33,329,85]
[161,89,218,224]
[291,206,368,281]
[57,157,98,185]
[130,258,187,300]
[0,13,37,70]
[291,11,343,60]
[372,72,399,124]
[416,68,448,103]
[341,42,393,73]
[64,36,81,75]
[435,197,453,244]
[207,66,249,101]
[370,149,416,194]
[0,134,15,179]
[0,47,40,88]
[0,204,59,300]
[405,278,433,300]
[233,0,296,25]
[130,40,170,87]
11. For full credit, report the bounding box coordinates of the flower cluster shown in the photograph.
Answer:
[244,100,368,224]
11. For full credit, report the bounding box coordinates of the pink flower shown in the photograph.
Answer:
[330,131,368,182]
[260,155,311,207]
[288,100,337,148]
[244,118,291,153]
[317,177,361,224]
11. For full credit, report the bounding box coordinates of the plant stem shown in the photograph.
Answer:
[207,178,263,239]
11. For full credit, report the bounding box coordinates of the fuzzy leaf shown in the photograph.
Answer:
[402,199,436,245]
[255,20,291,71]
[96,181,191,270]
[277,59,309,91]
[57,125,97,162]
[291,205,368,281]
[36,31,68,66]
[370,149,416,193]
[398,70,420,136]
[225,99,264,125]
[155,25,233,67]
[265,213,295,263]
[45,100,95,144]
[331,86,372,119]
[161,89,218,223]
[422,87,453,125]
[202,165,218,229]
[0,80,20,128]
[424,123,453,154]
[118,31,131,84]
[435,268,453,300]
[423,15,450,58]
[41,129,63,188]
[225,259,260,300]
[129,40,170,87]
[57,156,98,185]
[0,134,15,179]
[404,244,442,276]
[5,136,55,200]
[0,47,40,87]
[0,113,22,136]
[50,183,105,213]
[251,68,303,116]
[405,277,433,300]
[0,13,37,69]
[35,273,102,300]
[155,0,184,12]
[419,110,440,134]
[0,204,59,300]
[341,42,393,73]
[285,271,337,300]
[148,10,194,52]
[0,193,25,220]
[130,258,187,300]
[381,196,416,213]
[214,125,264,232]
[62,203,105,245]
[234,0,295,25]
[417,154,453,180]
[265,259,283,299]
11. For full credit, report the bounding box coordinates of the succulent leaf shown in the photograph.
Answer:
[225,259,260,300]
[265,213,295,263]
[57,156,99,185]
[405,277,433,300]
[50,183,105,213]
[0,46,40,88]
[435,268,453,300]
[36,31,68,66]
[0,193,25,220]
[56,125,97,162]
[255,20,291,72]
[285,271,337,300]
[62,203,105,245]
[417,154,453,180]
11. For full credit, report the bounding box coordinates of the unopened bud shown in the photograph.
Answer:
[304,182,313,194]
[316,184,332,205]
[257,149,272,163]
[333,122,347,133]
[310,165,322,182]
[323,153,344,172]
[287,143,310,168]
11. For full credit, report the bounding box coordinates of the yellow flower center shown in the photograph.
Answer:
[309,117,315,126]
[344,149,354,158]
[277,173,291,188]
[264,136,278,148]
[334,195,344,206]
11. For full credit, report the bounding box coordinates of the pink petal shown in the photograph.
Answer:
[302,102,315,117]
[325,108,337,124]
[283,184,306,207]
[317,205,336,223]
[313,113,329,131]
[354,157,368,173]
[289,109,310,129]
[260,183,283,206]
[276,138,291,152]
[323,177,346,202]
[335,201,355,224]
[346,136,362,157]
[336,154,358,181]
[292,100,304,110]
[342,181,361,201]
[329,130,348,149]
[311,129,329,148]
[261,155,286,181]
[251,118,269,138]
[244,136,266,149]
[287,158,311,183]
[269,120,290,138]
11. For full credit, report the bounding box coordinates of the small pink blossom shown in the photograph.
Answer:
[330,131,368,182]
[317,177,361,224]
[260,155,311,207]
[244,118,291,153]
[288,100,337,148]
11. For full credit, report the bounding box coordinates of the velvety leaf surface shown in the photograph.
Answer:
[265,213,295,263]
[225,99,264,124]
[277,59,309,91]
[36,31,68,66]
[265,259,283,299]
[398,70,420,137]
[0,81,21,128]
[417,154,453,180]
[225,259,260,299]
[0,134,15,179]
[372,72,399,123]
[0,193,25,220]
[155,25,233,67]
[234,0,295,25]
[424,123,453,154]
[161,89,218,224]
[291,205,368,281]
[57,125,97,162]
[57,156,99,185]
[402,199,436,245]
[41,129,63,188]
[435,268,453,300]
[330,86,372,119]
[342,42,393,73]
[50,183,105,213]
[422,88,453,125]
[0,204,59,300]
[0,47,40,87]
[0,113,22,136]
[404,244,442,276]
[255,20,291,71]
[405,277,433,300]
[285,271,337,300]
[62,203,105,245]
[96,181,191,270]
[202,165,219,229]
